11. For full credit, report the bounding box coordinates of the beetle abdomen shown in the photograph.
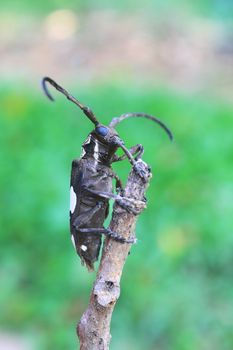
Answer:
[69,158,112,270]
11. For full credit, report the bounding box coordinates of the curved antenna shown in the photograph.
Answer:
[109,113,173,141]
[41,77,99,126]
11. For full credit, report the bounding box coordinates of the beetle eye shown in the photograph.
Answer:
[95,126,108,136]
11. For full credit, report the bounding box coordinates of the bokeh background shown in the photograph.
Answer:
[1,1,233,349]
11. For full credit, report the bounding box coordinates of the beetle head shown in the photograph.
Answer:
[93,124,121,146]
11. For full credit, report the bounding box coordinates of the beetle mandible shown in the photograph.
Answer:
[42,77,173,270]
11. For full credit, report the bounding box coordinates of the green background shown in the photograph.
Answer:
[0,1,233,349]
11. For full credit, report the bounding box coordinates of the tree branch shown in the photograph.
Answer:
[77,159,152,350]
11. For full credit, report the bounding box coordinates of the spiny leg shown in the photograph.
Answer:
[71,202,135,248]
[82,187,146,215]
[113,144,144,163]
[79,227,136,244]
[110,171,124,195]
[112,142,148,181]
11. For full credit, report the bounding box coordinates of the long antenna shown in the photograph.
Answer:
[41,77,99,126]
[109,113,173,141]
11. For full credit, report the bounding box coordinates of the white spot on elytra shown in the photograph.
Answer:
[71,235,76,249]
[70,186,76,213]
[81,245,87,251]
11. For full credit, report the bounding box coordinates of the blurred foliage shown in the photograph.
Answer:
[0,81,233,349]
[1,0,233,21]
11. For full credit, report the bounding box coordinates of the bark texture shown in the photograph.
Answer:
[77,160,152,350]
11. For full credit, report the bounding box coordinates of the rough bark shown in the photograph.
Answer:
[77,159,152,350]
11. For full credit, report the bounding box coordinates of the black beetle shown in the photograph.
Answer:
[42,77,173,270]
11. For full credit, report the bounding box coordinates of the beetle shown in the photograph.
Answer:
[42,77,173,270]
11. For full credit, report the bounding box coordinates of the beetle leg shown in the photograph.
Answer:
[115,196,146,215]
[79,227,136,244]
[112,144,144,163]
[82,187,146,215]
[110,171,124,195]
[134,144,144,161]
[113,141,149,182]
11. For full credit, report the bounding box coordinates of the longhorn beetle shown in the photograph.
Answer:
[42,77,173,270]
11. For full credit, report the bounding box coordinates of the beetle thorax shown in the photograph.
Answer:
[81,134,117,165]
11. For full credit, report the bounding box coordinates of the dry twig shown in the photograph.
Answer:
[77,159,152,350]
